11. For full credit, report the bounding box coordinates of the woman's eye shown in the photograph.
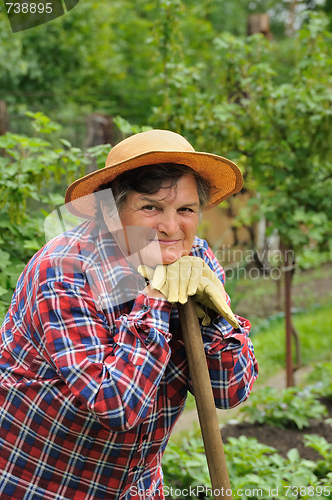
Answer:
[179,207,193,213]
[142,205,156,211]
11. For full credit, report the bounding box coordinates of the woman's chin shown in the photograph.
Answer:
[139,253,179,268]
[160,250,190,266]
[137,246,190,268]
[160,256,181,265]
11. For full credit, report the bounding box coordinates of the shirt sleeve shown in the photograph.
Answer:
[33,280,173,432]
[186,241,259,409]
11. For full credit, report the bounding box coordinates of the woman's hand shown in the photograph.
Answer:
[142,283,167,300]
[138,256,239,329]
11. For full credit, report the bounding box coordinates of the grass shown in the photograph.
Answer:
[224,261,332,381]
[252,303,332,383]
[227,262,332,328]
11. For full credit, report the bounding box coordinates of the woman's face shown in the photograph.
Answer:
[102,174,200,268]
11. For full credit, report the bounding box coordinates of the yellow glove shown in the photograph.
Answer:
[138,256,239,329]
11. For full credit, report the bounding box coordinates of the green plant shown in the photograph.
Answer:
[0,111,111,323]
[307,362,332,400]
[162,434,211,497]
[162,432,332,500]
[297,249,332,270]
[226,437,327,500]
[304,434,332,479]
[240,386,327,429]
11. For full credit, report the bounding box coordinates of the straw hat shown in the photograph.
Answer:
[65,129,243,218]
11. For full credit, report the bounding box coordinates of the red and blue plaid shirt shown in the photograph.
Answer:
[0,219,258,500]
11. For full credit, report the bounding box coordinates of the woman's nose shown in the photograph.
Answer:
[157,212,179,236]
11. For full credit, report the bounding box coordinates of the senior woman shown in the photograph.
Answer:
[0,130,258,500]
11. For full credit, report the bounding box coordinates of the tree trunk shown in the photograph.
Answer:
[0,100,7,135]
[287,1,298,36]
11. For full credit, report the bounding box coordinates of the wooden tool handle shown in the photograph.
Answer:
[177,297,233,500]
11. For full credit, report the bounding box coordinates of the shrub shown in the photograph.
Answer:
[239,386,327,429]
[304,435,332,479]
[0,111,110,323]
[162,433,332,500]
[307,362,332,401]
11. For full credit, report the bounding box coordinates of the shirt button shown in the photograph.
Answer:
[142,305,149,312]
[132,466,138,472]
[142,434,148,441]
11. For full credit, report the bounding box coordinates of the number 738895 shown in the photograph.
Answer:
[6,3,53,13]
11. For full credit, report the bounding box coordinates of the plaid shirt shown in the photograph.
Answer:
[0,219,258,500]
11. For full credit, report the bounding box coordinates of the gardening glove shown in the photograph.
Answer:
[138,256,239,329]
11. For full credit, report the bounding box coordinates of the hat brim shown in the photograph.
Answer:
[65,150,243,219]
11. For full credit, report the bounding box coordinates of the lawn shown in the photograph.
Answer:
[251,303,332,383]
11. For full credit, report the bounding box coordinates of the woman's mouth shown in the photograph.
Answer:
[157,239,180,245]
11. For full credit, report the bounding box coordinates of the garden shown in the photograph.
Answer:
[162,361,332,500]
[160,259,332,498]
[1,0,332,498]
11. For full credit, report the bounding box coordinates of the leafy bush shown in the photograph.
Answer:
[240,386,327,429]
[304,435,332,479]
[227,437,331,500]
[307,362,332,401]
[162,435,211,497]
[0,111,110,323]
[297,249,332,270]
[162,433,332,500]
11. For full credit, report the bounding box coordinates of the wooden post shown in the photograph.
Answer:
[247,13,272,38]
[178,297,233,500]
[85,113,114,173]
[282,243,294,387]
[0,100,7,135]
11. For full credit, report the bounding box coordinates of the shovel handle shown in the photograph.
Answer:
[177,297,233,500]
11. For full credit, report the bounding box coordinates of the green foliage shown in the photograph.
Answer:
[297,248,332,270]
[306,362,332,400]
[0,112,110,323]
[0,0,161,129]
[162,435,211,497]
[304,435,332,479]
[240,386,327,429]
[151,12,332,261]
[163,432,332,500]
[226,436,329,500]
[112,116,153,136]
[224,12,332,256]
[0,0,307,136]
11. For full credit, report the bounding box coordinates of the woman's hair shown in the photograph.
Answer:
[94,163,212,221]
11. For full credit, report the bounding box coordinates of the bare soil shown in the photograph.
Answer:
[220,397,332,462]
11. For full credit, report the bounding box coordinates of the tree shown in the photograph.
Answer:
[213,13,332,386]
[0,0,162,134]
[0,0,299,143]
[0,112,110,322]
[150,11,332,386]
